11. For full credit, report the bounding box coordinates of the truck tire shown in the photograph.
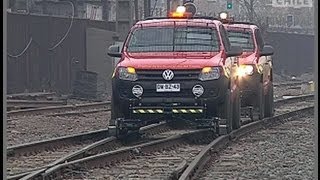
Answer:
[220,90,233,134]
[257,81,265,120]
[110,95,119,126]
[264,81,274,117]
[232,86,241,129]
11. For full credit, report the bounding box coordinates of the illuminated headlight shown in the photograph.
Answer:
[118,67,138,81]
[236,65,254,77]
[192,85,204,97]
[199,67,220,81]
[132,85,143,97]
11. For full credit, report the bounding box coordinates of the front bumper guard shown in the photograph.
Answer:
[131,106,205,114]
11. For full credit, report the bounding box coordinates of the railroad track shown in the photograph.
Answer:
[6,92,65,111]
[6,94,314,179]
[7,92,57,100]
[7,122,170,179]
[13,128,216,180]
[177,106,314,180]
[274,94,314,108]
[273,81,314,100]
[7,101,111,117]
[16,106,314,179]
[7,100,67,110]
[191,116,314,179]
[273,81,310,88]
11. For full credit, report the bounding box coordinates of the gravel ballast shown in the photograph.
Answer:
[199,116,315,179]
[7,112,110,146]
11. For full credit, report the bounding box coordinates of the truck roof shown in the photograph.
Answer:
[222,21,258,30]
[134,17,222,28]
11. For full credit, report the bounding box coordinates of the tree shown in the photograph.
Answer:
[236,0,270,35]
[237,0,255,22]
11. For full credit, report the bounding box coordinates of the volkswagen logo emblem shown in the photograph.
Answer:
[162,69,174,81]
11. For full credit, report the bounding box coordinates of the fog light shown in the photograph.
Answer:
[192,85,204,97]
[132,85,143,97]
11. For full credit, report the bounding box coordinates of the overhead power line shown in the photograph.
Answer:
[7,37,33,58]
[49,1,75,51]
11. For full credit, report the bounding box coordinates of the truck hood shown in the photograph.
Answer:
[118,52,223,69]
[238,51,257,64]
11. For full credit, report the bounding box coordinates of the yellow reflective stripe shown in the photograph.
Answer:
[156,109,163,113]
[133,109,203,114]
[172,109,179,113]
[181,109,187,113]
[133,109,164,113]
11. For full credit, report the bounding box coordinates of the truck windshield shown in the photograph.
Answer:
[127,27,220,52]
[227,30,255,52]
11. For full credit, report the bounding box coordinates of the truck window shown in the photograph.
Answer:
[227,30,255,52]
[127,26,220,52]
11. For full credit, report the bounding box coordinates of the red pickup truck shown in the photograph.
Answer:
[107,8,243,137]
[221,15,274,120]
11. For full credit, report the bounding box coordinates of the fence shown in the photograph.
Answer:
[7,12,116,94]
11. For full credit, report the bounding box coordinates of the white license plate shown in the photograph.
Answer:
[156,83,180,92]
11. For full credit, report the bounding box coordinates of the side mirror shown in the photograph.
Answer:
[260,45,274,56]
[107,45,121,58]
[226,46,243,57]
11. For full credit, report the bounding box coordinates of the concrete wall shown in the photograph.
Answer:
[86,28,117,99]
[265,32,314,76]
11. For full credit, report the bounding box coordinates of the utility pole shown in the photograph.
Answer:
[167,0,170,16]
[116,0,135,41]
[171,0,180,11]
[8,0,16,10]
[71,0,78,18]
[134,0,138,21]
[249,0,254,22]
[102,0,109,21]
[166,0,183,16]
[144,0,151,18]
[42,0,49,15]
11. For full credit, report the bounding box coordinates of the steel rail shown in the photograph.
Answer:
[273,81,310,87]
[7,92,56,99]
[7,100,67,109]
[7,129,110,158]
[7,101,111,116]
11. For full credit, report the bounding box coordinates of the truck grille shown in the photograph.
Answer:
[137,70,201,81]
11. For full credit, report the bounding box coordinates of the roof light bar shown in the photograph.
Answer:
[220,12,228,20]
